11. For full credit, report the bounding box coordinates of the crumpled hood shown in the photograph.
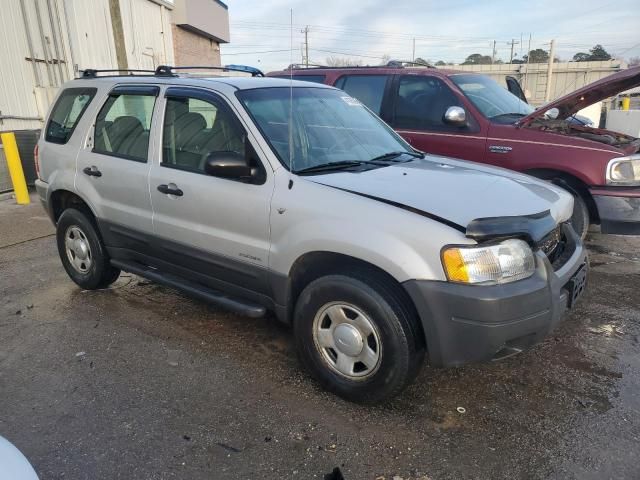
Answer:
[309,155,574,234]
[519,65,640,126]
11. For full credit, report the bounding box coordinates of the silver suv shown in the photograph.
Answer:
[35,66,588,403]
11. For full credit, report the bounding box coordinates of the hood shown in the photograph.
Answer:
[309,155,574,242]
[519,65,640,126]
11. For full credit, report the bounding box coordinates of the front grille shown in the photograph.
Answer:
[540,223,575,270]
[539,226,561,256]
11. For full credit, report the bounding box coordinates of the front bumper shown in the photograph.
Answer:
[403,226,588,368]
[591,188,640,235]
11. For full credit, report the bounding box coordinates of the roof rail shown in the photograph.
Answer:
[155,64,264,77]
[386,59,435,68]
[284,60,436,72]
[80,68,156,78]
[285,63,328,70]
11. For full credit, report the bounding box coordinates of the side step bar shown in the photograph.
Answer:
[111,259,266,318]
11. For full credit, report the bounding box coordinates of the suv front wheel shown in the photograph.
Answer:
[56,208,120,289]
[294,273,425,403]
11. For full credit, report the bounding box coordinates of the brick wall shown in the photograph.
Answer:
[172,25,221,66]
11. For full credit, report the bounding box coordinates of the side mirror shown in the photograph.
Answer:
[544,107,559,120]
[443,106,467,127]
[204,151,254,180]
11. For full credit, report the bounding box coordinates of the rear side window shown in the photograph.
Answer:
[45,88,96,144]
[334,75,388,114]
[94,91,157,162]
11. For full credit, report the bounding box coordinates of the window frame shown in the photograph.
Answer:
[91,85,160,163]
[160,86,267,183]
[45,87,97,145]
[390,74,479,133]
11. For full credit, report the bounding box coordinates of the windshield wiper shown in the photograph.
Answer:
[490,112,528,120]
[369,151,424,162]
[295,160,371,175]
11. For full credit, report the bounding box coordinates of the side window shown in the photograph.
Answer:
[334,75,388,114]
[394,76,462,131]
[45,88,96,144]
[94,92,156,161]
[162,95,245,173]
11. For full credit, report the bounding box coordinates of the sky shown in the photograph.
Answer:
[220,0,640,72]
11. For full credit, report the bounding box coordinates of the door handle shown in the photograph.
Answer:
[83,166,102,177]
[157,183,184,197]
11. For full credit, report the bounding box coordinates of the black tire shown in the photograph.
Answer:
[56,208,120,289]
[565,187,590,240]
[293,272,425,403]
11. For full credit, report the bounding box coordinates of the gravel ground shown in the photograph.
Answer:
[1,197,639,479]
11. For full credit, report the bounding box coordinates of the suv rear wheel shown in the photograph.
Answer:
[294,273,425,403]
[56,208,120,289]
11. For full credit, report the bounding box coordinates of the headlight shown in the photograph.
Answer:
[441,239,535,285]
[606,155,640,186]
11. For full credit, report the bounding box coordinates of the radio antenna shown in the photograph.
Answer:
[288,8,294,188]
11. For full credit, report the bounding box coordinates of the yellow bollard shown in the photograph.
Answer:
[0,132,30,205]
[621,97,631,111]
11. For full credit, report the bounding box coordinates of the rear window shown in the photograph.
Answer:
[273,75,326,84]
[45,88,96,144]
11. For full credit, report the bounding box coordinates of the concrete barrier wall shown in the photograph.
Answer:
[440,60,627,107]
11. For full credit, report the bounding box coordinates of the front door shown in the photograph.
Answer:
[390,75,487,162]
[75,85,158,252]
[148,87,274,294]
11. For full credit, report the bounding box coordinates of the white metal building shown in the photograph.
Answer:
[0,0,229,191]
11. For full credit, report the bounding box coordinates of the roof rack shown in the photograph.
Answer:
[285,60,435,72]
[155,64,264,77]
[285,63,328,70]
[385,60,435,68]
[80,68,157,78]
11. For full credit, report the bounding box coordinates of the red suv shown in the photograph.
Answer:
[269,64,640,237]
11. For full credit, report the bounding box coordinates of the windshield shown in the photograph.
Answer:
[236,87,413,173]
[451,74,534,123]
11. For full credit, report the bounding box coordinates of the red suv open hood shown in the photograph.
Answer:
[519,65,640,126]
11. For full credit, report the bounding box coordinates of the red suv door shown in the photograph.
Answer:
[388,74,488,162]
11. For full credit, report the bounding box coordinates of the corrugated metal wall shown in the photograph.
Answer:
[0,0,174,134]
[121,0,174,69]
[445,61,626,106]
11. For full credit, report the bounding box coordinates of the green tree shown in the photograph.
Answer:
[462,53,492,65]
[573,52,590,62]
[435,60,446,66]
[523,48,549,63]
[588,44,612,61]
[414,57,430,66]
[573,45,612,62]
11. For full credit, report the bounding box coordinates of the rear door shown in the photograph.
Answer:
[389,75,487,161]
[148,86,273,295]
[75,85,158,252]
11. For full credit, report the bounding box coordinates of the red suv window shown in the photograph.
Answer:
[394,76,462,131]
[334,75,389,114]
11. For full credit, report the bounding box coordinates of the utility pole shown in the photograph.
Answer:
[412,38,416,61]
[507,38,520,64]
[491,40,497,64]
[301,25,310,67]
[545,39,556,102]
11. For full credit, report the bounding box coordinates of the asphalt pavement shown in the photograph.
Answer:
[1,195,639,479]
